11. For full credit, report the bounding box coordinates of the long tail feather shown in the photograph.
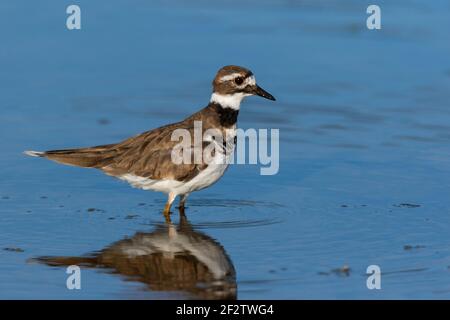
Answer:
[24,144,116,168]
[24,150,44,157]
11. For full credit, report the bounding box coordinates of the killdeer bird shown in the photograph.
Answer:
[25,65,275,219]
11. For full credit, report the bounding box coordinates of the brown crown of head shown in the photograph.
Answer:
[212,65,253,95]
[212,65,276,101]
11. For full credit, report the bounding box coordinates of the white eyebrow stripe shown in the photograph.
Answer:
[219,74,256,86]
[219,73,242,82]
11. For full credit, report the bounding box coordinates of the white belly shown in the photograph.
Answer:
[119,152,230,196]
[183,155,229,192]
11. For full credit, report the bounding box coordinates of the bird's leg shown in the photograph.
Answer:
[178,193,189,215]
[163,193,176,223]
[178,207,193,232]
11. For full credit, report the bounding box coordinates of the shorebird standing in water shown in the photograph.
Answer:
[25,65,276,219]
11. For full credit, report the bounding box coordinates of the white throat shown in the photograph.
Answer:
[210,92,250,110]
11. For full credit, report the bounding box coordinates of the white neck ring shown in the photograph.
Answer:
[210,92,249,110]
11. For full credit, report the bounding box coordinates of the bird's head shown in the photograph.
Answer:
[211,65,275,110]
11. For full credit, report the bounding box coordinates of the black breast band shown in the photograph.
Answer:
[210,103,239,127]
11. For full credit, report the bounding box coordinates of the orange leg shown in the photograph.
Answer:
[163,193,176,223]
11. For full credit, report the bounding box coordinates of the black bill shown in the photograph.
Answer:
[254,85,276,101]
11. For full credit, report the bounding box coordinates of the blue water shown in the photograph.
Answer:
[1,0,450,299]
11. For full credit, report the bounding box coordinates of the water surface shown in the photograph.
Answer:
[1,0,450,299]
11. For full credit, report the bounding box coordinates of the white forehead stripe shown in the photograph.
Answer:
[245,75,256,86]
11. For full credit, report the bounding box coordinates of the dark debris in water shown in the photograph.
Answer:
[3,247,24,253]
[268,267,289,274]
[319,265,351,277]
[404,245,426,251]
[394,203,421,208]
[125,214,140,220]
[87,208,105,213]
[97,118,110,125]
[340,204,368,208]
[332,265,351,277]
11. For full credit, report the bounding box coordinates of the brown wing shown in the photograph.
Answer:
[102,121,208,181]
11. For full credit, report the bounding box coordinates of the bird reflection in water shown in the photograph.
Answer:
[35,210,237,299]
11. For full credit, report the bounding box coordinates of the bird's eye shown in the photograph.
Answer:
[234,77,244,85]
